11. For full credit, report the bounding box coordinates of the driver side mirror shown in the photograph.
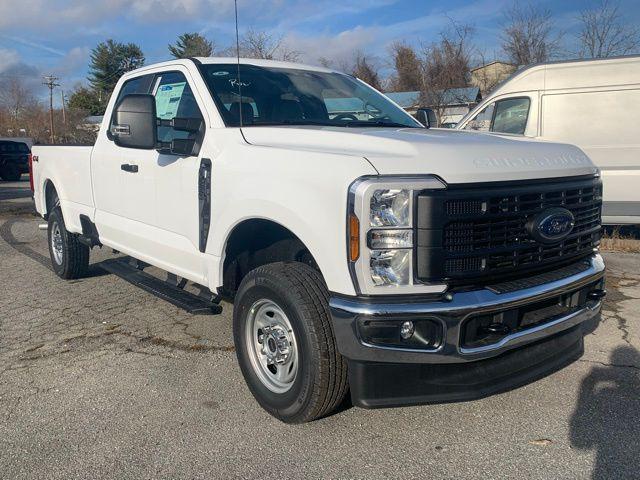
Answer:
[415,108,437,129]
[110,94,157,149]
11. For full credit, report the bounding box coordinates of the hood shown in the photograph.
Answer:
[241,126,597,184]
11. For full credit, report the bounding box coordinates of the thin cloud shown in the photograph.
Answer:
[0,35,66,57]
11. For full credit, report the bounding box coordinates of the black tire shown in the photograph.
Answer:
[233,262,349,423]
[47,208,89,279]
[0,167,21,181]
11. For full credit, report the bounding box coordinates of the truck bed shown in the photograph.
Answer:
[31,145,95,234]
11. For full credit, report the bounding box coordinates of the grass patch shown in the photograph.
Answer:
[601,227,640,253]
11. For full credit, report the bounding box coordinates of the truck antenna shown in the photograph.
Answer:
[234,0,243,129]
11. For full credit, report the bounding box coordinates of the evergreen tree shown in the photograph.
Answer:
[67,86,102,116]
[168,33,214,58]
[88,39,145,99]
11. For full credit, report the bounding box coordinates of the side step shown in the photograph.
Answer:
[100,258,222,315]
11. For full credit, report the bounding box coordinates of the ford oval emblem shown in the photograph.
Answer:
[527,207,575,244]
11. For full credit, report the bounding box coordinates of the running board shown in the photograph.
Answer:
[100,258,222,315]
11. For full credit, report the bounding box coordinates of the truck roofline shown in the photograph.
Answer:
[119,57,340,82]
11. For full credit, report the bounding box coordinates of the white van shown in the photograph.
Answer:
[456,55,640,225]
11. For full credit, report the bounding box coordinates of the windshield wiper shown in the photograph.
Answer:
[344,120,418,128]
[244,120,418,128]
[247,120,337,127]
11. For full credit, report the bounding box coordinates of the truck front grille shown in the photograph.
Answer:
[416,176,602,286]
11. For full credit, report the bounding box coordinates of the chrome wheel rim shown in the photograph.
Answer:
[245,299,298,393]
[51,222,63,265]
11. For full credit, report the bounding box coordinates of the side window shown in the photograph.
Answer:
[464,103,494,131]
[153,71,204,143]
[111,74,155,132]
[491,97,530,135]
[115,74,154,105]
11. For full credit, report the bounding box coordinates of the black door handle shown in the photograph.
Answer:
[120,164,139,173]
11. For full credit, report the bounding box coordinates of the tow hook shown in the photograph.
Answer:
[587,289,607,301]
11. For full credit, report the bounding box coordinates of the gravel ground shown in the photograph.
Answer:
[0,179,638,480]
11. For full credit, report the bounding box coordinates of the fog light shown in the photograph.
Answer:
[400,321,415,340]
[357,318,443,350]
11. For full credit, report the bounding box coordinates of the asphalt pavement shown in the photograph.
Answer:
[0,178,638,479]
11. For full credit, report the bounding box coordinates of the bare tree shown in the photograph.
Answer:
[420,21,476,125]
[350,52,383,90]
[501,3,561,66]
[317,57,334,68]
[388,41,423,92]
[0,79,36,120]
[239,29,300,62]
[577,0,640,58]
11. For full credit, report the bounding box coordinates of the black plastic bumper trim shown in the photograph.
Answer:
[349,325,584,408]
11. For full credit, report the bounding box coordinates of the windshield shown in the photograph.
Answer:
[199,64,421,128]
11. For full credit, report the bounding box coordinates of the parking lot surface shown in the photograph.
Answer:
[1,178,639,479]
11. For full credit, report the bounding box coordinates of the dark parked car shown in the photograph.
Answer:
[0,140,30,181]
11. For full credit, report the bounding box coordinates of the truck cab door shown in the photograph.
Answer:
[93,68,210,284]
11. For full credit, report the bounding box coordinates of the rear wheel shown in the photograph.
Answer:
[47,208,89,279]
[233,262,348,423]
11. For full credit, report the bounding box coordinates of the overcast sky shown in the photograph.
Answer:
[1,0,639,104]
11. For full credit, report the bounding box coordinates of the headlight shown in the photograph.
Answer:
[370,189,410,227]
[368,229,413,250]
[370,249,411,286]
[348,176,447,295]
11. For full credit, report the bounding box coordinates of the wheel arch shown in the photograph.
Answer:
[219,217,322,299]
[43,179,60,219]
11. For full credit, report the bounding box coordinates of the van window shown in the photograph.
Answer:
[463,103,494,132]
[492,97,530,135]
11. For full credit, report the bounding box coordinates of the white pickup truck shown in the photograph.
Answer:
[32,58,606,423]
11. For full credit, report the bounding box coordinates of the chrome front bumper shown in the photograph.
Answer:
[330,254,605,365]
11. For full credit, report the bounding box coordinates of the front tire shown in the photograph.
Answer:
[47,208,89,279]
[233,262,348,423]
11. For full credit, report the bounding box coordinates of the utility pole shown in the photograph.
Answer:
[60,90,66,126]
[42,75,60,143]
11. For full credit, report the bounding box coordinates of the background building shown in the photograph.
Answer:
[470,61,517,95]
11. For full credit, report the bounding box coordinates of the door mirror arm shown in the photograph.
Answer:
[415,108,438,128]
[156,139,198,157]
[157,117,203,133]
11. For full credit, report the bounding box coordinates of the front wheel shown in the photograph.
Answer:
[47,208,89,279]
[233,262,348,423]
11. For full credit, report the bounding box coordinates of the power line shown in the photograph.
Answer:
[42,75,60,143]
